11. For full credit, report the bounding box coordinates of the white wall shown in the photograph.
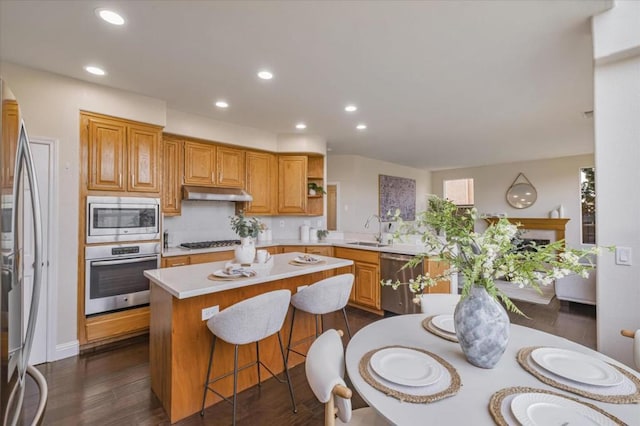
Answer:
[0,62,166,355]
[164,108,278,151]
[327,154,431,235]
[430,155,594,250]
[592,0,640,368]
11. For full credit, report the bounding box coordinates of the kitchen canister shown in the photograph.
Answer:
[300,225,310,241]
[309,227,318,241]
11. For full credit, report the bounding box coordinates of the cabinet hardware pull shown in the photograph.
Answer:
[172,263,186,267]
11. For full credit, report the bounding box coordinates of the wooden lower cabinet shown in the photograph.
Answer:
[162,250,234,268]
[279,245,333,256]
[424,258,451,293]
[84,306,150,346]
[334,247,381,314]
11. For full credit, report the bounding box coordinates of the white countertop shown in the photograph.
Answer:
[145,252,354,299]
[162,239,429,257]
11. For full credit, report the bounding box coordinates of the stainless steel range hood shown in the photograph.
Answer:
[182,186,253,202]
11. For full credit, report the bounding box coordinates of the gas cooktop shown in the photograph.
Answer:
[180,240,240,250]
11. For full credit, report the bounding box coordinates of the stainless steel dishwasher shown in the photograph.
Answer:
[380,253,423,315]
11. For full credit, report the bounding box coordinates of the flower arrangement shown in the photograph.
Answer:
[229,211,262,239]
[383,196,602,315]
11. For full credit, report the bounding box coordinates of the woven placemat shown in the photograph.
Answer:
[358,345,461,403]
[421,316,458,342]
[518,346,640,404]
[489,386,626,426]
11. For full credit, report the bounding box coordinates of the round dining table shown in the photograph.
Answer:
[345,314,640,425]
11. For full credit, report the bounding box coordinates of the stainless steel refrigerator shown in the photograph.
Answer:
[1,78,47,425]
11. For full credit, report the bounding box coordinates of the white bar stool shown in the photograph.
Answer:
[200,289,296,425]
[305,329,389,425]
[286,274,354,363]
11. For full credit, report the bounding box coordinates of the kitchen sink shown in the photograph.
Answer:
[346,241,390,248]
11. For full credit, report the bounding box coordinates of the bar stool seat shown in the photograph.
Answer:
[287,274,354,363]
[201,289,296,425]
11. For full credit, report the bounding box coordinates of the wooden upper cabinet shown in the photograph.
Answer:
[128,125,160,192]
[278,155,307,214]
[85,114,127,191]
[216,146,244,188]
[183,141,216,186]
[2,100,19,188]
[83,112,160,194]
[245,151,276,215]
[162,136,184,215]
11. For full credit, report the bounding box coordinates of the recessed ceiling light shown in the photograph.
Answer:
[257,70,273,80]
[215,100,229,108]
[95,9,125,26]
[345,104,357,112]
[356,124,367,130]
[84,66,106,76]
[295,123,307,130]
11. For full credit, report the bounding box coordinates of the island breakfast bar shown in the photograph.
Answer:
[144,252,354,423]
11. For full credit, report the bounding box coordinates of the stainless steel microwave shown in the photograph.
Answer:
[86,196,160,243]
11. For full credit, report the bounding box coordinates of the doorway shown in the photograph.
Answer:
[327,183,338,231]
[23,138,56,365]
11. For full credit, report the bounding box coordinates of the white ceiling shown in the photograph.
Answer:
[0,0,611,170]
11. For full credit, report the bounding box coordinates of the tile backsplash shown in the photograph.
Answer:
[162,201,325,246]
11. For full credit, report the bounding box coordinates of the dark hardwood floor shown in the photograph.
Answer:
[22,301,595,425]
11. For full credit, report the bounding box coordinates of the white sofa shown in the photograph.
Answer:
[555,267,596,305]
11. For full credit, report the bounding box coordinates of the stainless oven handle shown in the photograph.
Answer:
[92,255,159,267]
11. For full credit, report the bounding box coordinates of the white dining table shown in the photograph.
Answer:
[345,314,640,425]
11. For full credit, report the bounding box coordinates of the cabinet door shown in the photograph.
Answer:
[86,114,127,191]
[162,137,183,215]
[128,124,160,193]
[184,141,216,186]
[424,259,451,293]
[354,261,380,309]
[306,246,333,257]
[245,151,276,214]
[278,155,307,214]
[216,146,245,188]
[1,100,18,188]
[162,255,191,268]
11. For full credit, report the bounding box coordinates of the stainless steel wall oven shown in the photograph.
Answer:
[85,242,160,315]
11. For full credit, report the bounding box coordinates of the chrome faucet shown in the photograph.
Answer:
[364,214,383,242]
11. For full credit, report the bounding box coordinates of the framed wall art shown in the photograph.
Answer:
[379,174,416,220]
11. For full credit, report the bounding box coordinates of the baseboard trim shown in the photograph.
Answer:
[55,340,79,360]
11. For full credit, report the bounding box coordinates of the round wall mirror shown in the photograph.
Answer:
[506,183,537,208]
[506,173,537,209]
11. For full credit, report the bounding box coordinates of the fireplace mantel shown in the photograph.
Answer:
[484,217,570,245]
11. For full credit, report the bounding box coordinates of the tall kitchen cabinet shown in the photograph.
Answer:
[278,155,307,214]
[162,136,184,215]
[82,112,161,193]
[244,150,277,215]
[183,140,245,188]
[1,99,18,188]
[78,112,162,349]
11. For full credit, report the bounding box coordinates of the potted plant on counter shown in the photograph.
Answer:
[230,211,261,264]
[383,196,601,368]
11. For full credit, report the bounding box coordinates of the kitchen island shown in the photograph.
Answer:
[144,252,354,423]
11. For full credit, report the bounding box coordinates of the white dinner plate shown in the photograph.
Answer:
[212,269,243,278]
[531,348,623,387]
[293,255,320,264]
[431,314,456,334]
[510,393,616,426]
[369,348,442,387]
